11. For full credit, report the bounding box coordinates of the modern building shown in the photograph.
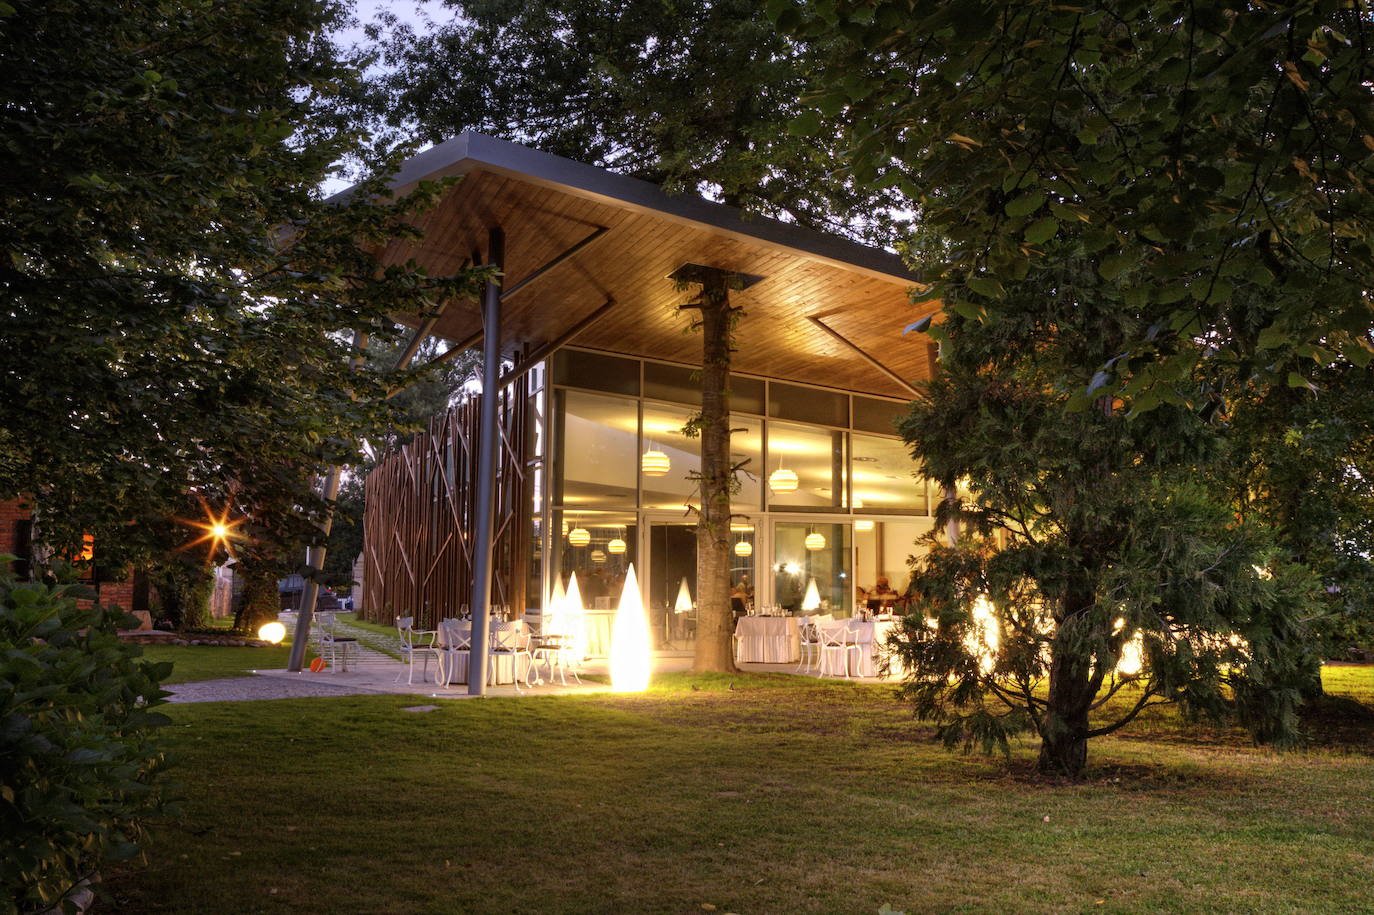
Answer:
[357,133,946,646]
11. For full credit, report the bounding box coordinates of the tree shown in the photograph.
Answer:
[785,0,1374,406]
[0,0,486,572]
[781,0,1371,773]
[362,0,906,669]
[890,268,1316,776]
[367,0,904,238]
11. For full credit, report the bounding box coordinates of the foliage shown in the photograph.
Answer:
[0,570,172,913]
[1226,366,1374,659]
[365,0,905,241]
[0,0,489,570]
[232,561,283,635]
[148,556,214,632]
[785,0,1374,406]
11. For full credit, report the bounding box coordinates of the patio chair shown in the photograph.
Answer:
[315,612,357,673]
[488,619,533,692]
[796,619,821,673]
[437,618,471,687]
[817,621,862,679]
[531,624,582,687]
[395,616,441,685]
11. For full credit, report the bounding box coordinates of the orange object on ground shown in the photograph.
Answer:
[309,657,326,673]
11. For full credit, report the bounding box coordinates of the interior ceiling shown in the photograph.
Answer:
[372,144,938,399]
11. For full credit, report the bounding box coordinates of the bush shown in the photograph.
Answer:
[0,570,173,913]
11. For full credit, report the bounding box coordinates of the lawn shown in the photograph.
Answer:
[105,665,1374,914]
[138,642,308,685]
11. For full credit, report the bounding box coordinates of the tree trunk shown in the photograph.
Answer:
[692,277,738,674]
[1037,590,1099,778]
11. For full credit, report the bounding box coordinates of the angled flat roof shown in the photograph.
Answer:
[364,131,936,398]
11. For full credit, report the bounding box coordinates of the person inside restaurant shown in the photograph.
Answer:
[730,573,754,617]
[860,575,900,613]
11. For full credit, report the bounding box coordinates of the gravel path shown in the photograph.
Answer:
[165,675,390,703]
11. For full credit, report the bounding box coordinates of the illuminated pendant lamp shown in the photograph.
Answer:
[641,442,670,477]
[591,549,607,563]
[608,537,627,555]
[611,564,651,692]
[804,529,827,551]
[568,523,590,547]
[801,577,822,611]
[769,465,798,494]
[854,519,875,532]
[734,538,753,558]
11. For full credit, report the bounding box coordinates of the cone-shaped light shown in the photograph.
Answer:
[546,576,567,638]
[801,577,821,611]
[564,572,586,658]
[674,576,694,612]
[611,564,651,692]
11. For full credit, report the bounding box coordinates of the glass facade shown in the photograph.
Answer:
[540,348,938,623]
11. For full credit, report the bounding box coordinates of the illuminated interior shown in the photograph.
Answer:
[540,348,936,632]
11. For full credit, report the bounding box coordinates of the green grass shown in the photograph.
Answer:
[138,643,308,685]
[105,667,1374,914]
[336,611,403,658]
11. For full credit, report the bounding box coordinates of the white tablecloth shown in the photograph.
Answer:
[439,650,530,686]
[735,616,800,663]
[848,619,902,678]
[582,611,615,658]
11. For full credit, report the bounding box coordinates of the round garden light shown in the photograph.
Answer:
[258,621,286,644]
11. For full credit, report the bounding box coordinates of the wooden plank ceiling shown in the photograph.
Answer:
[372,142,937,399]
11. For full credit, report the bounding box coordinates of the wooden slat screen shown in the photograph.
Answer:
[361,374,531,630]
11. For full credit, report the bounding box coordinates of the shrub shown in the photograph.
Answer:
[0,570,173,913]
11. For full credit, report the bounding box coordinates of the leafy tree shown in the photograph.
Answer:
[1228,367,1374,666]
[890,268,1316,776]
[0,0,485,572]
[367,0,904,238]
[785,0,1374,404]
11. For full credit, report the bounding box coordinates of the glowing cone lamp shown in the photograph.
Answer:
[611,564,651,692]
[564,572,587,659]
[674,577,693,612]
[801,577,822,612]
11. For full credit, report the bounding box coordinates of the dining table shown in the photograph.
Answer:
[734,616,801,664]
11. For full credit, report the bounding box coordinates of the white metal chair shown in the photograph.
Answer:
[395,615,441,684]
[316,612,357,673]
[817,621,862,679]
[796,619,821,673]
[437,619,471,687]
[531,622,582,686]
[488,620,533,691]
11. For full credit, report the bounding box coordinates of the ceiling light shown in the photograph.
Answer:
[805,531,826,551]
[641,449,671,476]
[769,467,798,494]
[568,527,590,547]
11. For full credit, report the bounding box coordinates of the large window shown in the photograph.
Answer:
[851,432,929,514]
[766,421,846,510]
[772,521,852,615]
[641,402,699,511]
[552,510,637,611]
[554,390,638,508]
[853,518,936,597]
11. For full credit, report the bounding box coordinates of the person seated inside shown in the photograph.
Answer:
[863,575,900,612]
[730,574,753,617]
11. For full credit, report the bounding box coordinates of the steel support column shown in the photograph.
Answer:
[467,226,504,696]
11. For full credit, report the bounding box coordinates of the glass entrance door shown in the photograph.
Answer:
[645,516,757,649]
[772,520,852,616]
